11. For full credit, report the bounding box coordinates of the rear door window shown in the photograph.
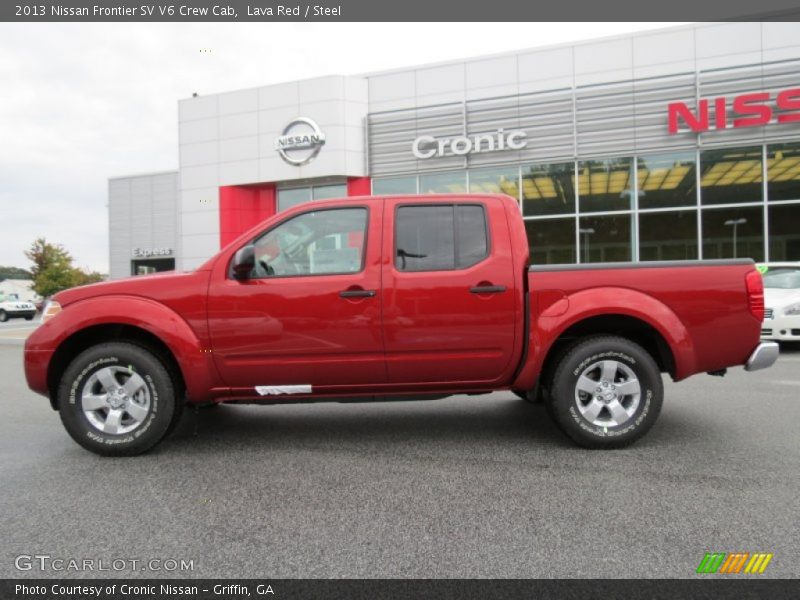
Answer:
[395,204,488,272]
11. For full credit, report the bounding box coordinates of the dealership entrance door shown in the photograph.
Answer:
[131,258,175,276]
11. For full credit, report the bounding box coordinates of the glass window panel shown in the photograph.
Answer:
[455,205,488,268]
[762,266,800,289]
[395,205,456,271]
[277,187,311,212]
[767,142,800,202]
[578,214,632,263]
[578,157,633,213]
[312,184,347,201]
[469,166,519,199]
[701,206,764,261]
[373,176,417,195]
[419,171,467,194]
[252,208,367,277]
[639,210,698,261]
[522,162,576,216]
[768,203,800,261]
[525,218,577,265]
[637,151,697,209]
[700,146,763,205]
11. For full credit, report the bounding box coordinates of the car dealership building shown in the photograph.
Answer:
[109,22,800,279]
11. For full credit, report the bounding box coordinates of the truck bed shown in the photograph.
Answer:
[526,259,761,381]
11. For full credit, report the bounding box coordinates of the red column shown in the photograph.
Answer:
[218,183,276,248]
[347,177,371,197]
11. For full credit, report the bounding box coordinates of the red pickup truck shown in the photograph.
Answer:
[25,194,778,455]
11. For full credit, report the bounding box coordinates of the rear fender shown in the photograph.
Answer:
[513,287,697,390]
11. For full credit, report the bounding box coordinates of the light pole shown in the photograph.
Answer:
[579,227,595,263]
[724,218,747,258]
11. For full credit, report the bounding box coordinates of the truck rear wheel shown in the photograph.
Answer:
[546,335,663,449]
[57,342,178,456]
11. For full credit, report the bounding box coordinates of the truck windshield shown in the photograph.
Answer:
[762,267,800,289]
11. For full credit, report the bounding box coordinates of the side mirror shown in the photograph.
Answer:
[232,245,255,280]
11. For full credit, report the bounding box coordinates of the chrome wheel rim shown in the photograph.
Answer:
[81,366,151,435]
[574,359,641,427]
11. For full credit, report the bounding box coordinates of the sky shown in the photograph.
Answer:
[0,22,684,273]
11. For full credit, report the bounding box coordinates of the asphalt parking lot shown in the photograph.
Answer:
[1,328,798,579]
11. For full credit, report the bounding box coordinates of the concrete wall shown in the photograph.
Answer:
[108,171,178,279]
[366,22,800,113]
[176,75,369,271]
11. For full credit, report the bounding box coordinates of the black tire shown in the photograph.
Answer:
[25,316,34,321]
[0,310,7,322]
[546,335,663,449]
[57,342,178,456]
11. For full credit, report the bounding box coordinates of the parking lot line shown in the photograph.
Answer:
[0,330,33,340]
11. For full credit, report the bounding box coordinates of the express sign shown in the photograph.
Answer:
[668,88,800,134]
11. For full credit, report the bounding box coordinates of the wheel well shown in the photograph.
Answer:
[47,324,186,409]
[539,314,675,389]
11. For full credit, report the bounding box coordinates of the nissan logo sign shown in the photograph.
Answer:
[412,128,527,159]
[274,117,326,166]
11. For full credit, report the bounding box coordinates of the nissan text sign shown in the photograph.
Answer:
[668,88,800,134]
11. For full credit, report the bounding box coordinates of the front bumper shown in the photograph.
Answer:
[745,342,780,372]
[4,310,36,318]
[761,313,800,341]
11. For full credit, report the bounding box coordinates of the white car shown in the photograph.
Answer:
[0,293,37,322]
[759,263,800,343]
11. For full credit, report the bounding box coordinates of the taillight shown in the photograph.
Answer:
[745,270,764,321]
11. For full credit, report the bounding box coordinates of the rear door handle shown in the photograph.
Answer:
[470,285,506,294]
[339,289,376,298]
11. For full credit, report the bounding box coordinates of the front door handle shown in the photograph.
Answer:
[339,289,376,298]
[470,285,506,294]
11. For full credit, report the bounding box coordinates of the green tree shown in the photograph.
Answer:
[25,238,73,280]
[75,270,104,286]
[24,238,104,297]
[0,266,32,280]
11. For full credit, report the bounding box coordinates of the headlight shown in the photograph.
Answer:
[41,300,62,323]
[785,302,800,316]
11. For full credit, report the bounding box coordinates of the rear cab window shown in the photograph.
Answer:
[394,204,489,272]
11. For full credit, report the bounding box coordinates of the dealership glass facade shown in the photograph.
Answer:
[277,183,348,212]
[373,141,800,264]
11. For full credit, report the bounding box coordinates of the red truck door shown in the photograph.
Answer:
[207,202,386,392]
[381,197,517,385]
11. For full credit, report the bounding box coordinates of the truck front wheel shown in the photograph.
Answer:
[57,342,179,456]
[546,335,663,449]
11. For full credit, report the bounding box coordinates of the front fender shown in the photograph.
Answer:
[512,287,697,391]
[25,295,221,403]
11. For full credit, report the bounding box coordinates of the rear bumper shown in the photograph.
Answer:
[745,342,780,372]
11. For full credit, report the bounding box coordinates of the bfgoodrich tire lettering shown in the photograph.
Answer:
[58,342,177,456]
[547,335,663,449]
